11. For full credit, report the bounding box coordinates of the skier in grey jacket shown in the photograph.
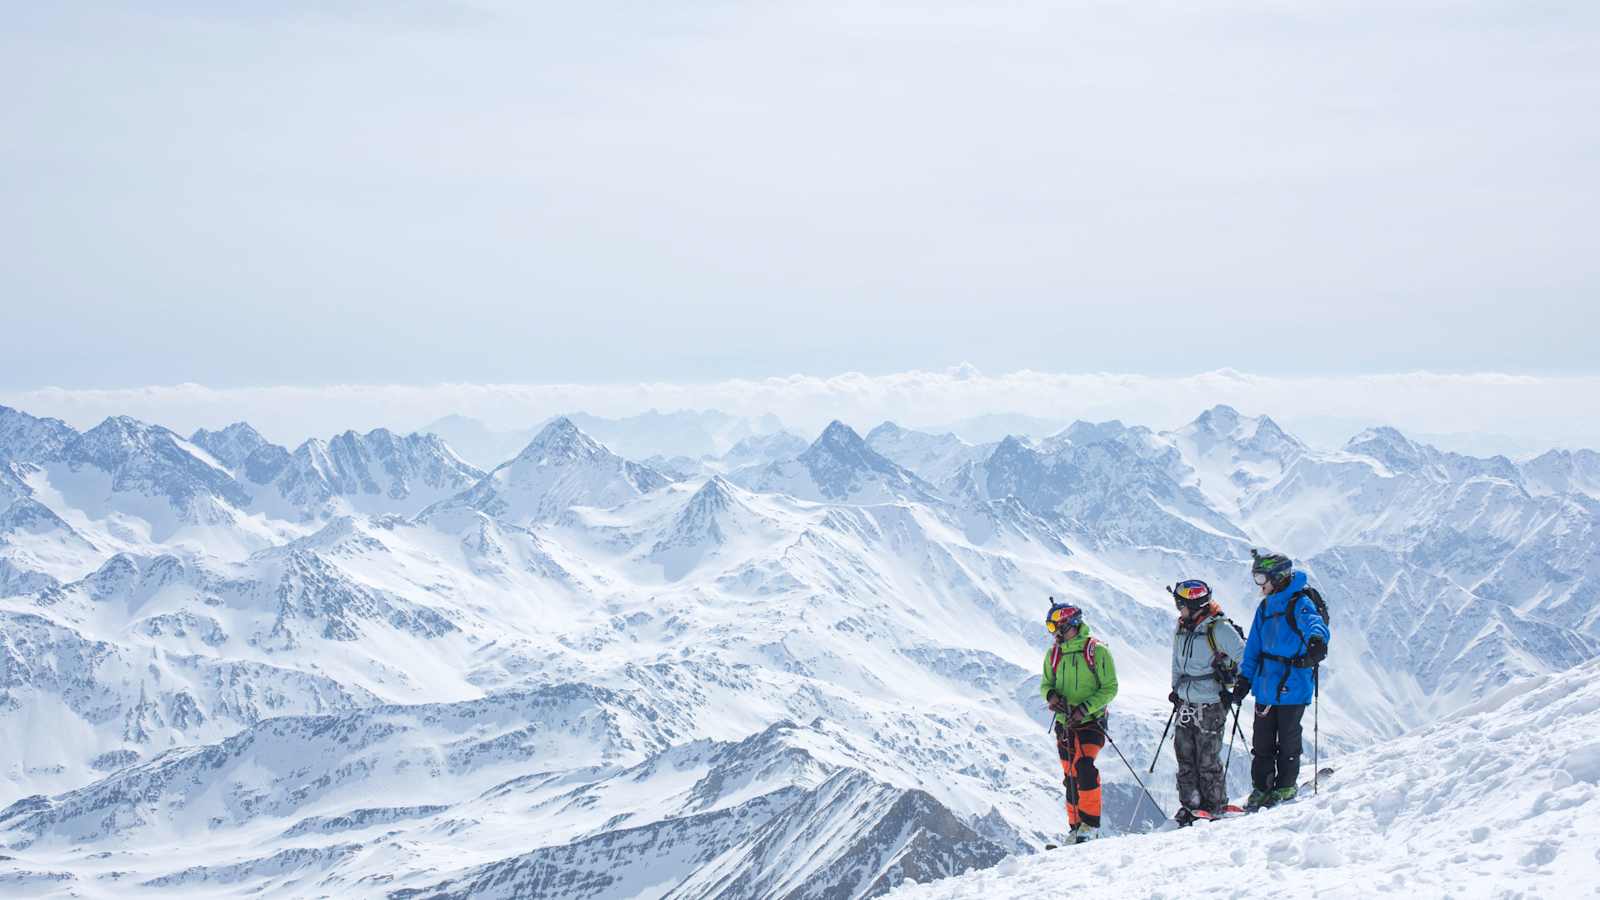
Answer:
[1167,579,1246,822]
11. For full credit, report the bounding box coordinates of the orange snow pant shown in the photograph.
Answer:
[1055,718,1106,828]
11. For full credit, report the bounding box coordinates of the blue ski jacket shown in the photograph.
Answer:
[1239,571,1329,706]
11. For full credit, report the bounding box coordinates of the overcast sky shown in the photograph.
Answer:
[3,0,1597,390]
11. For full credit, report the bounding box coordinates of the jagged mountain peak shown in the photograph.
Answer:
[78,416,230,474]
[1183,405,1300,450]
[191,422,273,470]
[804,419,870,455]
[647,476,771,577]
[689,473,737,506]
[993,433,1031,453]
[864,420,909,442]
[1191,403,1243,431]
[434,419,669,525]
[257,426,483,515]
[717,430,810,471]
[728,420,940,505]
[513,416,606,465]
[60,414,251,513]
[1183,405,1299,448]
[800,421,911,479]
[1348,424,1412,446]
[0,405,78,463]
[1345,425,1434,472]
[1057,418,1135,448]
[82,414,163,445]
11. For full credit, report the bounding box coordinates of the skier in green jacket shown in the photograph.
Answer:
[1040,600,1119,843]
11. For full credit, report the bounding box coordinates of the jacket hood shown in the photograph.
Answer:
[1267,570,1309,601]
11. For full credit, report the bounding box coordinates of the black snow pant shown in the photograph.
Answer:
[1251,703,1306,792]
[1173,702,1227,811]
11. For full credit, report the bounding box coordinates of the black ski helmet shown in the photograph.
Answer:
[1250,549,1293,587]
[1169,579,1212,613]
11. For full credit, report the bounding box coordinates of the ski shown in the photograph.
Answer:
[1190,804,1247,821]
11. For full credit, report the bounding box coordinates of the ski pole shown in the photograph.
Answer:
[1065,725,1080,819]
[1147,706,1177,774]
[1103,729,1165,832]
[1313,666,1320,796]
[1223,699,1242,773]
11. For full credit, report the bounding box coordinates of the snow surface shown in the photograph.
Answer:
[890,656,1600,900]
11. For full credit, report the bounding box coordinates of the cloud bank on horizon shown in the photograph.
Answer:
[6,367,1598,457]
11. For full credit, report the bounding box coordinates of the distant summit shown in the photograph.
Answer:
[429,418,669,524]
[732,421,941,505]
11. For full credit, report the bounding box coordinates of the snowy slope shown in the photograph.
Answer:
[889,657,1600,900]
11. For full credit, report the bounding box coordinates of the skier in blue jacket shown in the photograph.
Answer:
[1231,550,1329,809]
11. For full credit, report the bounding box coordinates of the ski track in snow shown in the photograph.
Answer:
[890,657,1600,900]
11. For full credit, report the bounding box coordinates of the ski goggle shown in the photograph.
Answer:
[1045,605,1082,633]
[1253,572,1270,586]
[1173,580,1211,602]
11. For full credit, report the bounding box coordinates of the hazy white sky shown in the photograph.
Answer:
[3,1,1597,391]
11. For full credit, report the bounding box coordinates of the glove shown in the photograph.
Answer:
[1295,636,1328,668]
[1230,679,1252,705]
[1047,691,1071,714]
[1068,705,1088,725]
[1168,690,1181,707]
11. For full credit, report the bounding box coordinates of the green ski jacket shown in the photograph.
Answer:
[1040,623,1119,726]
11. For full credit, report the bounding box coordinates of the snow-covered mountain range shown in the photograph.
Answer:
[0,401,1596,897]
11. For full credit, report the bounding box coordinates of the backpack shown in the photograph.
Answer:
[1284,587,1330,643]
[1204,617,1246,655]
[1257,586,1331,679]
[1205,617,1245,682]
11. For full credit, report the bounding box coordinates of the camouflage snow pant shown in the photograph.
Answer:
[1173,702,1227,811]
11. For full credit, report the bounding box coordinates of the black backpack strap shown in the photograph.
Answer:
[1284,589,1309,643]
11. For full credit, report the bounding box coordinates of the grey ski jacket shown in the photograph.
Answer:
[1171,610,1246,705]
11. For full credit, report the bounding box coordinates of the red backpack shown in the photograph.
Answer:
[1049,636,1104,685]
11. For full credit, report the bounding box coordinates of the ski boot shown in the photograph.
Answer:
[1270,785,1298,805]
[1244,789,1271,812]
[1072,825,1099,844]
[1173,807,1196,827]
